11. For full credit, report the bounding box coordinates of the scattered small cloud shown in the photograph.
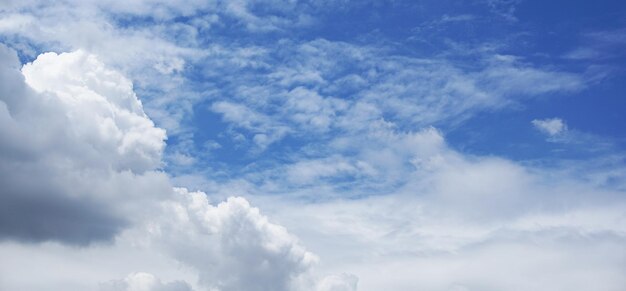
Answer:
[532,118,567,136]
[440,14,476,23]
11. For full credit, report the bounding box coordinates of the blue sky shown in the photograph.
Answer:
[0,1,625,291]
[148,0,626,186]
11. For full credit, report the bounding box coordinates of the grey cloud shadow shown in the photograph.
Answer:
[0,186,127,246]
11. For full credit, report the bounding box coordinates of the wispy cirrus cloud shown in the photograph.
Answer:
[203,39,584,154]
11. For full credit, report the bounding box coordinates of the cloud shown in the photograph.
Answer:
[531,117,618,152]
[0,0,352,138]
[532,117,567,136]
[0,46,343,290]
[1,0,585,154]
[257,156,626,291]
[342,231,626,291]
[1,2,624,291]
[0,44,350,291]
[564,47,603,60]
[316,274,358,291]
[485,0,521,21]
[201,39,584,155]
[149,188,318,291]
[284,156,372,185]
[440,14,476,23]
[565,29,626,61]
[21,50,167,172]
[0,1,201,135]
[100,272,194,291]
[0,44,171,245]
[210,101,290,150]
[239,109,625,290]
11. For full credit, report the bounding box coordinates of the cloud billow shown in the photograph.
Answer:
[0,44,168,244]
[0,43,350,290]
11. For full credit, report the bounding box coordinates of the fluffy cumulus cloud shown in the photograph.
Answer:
[0,44,351,291]
[0,44,170,245]
[21,50,167,172]
[149,188,318,291]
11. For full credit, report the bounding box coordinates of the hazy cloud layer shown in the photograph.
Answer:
[101,272,194,291]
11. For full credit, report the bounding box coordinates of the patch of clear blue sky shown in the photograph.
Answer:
[441,0,626,161]
[148,0,626,172]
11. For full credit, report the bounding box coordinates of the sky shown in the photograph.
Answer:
[0,0,625,290]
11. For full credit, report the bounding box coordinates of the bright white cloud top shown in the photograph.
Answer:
[0,45,169,245]
[1,1,625,291]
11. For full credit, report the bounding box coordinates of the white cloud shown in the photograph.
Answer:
[0,44,352,291]
[100,272,194,291]
[149,188,318,291]
[282,87,347,133]
[202,39,584,153]
[0,2,623,291]
[254,159,626,291]
[2,0,585,152]
[478,55,584,96]
[211,101,290,150]
[240,114,626,291]
[21,50,167,172]
[0,2,200,135]
[440,14,476,23]
[316,274,358,291]
[532,117,567,136]
[0,44,170,245]
[564,47,602,60]
[284,157,376,186]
